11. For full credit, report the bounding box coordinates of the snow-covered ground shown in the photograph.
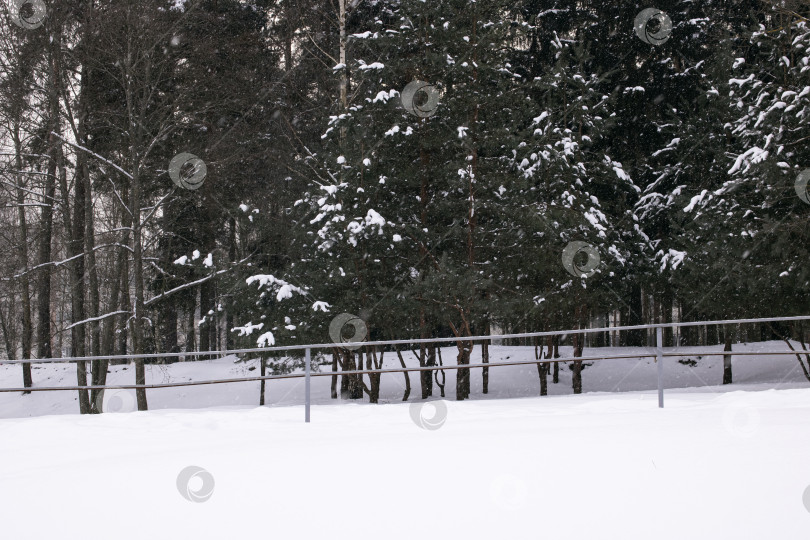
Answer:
[1,387,809,538]
[2,342,809,539]
[1,341,808,418]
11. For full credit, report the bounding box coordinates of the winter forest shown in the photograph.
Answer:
[1,0,809,415]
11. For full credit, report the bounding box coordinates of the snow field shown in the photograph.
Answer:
[1,387,809,539]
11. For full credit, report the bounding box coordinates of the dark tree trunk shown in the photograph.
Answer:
[185,295,196,358]
[366,349,382,404]
[37,26,61,361]
[340,349,363,399]
[455,343,471,400]
[199,280,215,358]
[482,319,490,394]
[552,335,560,383]
[536,338,547,396]
[396,349,411,401]
[226,217,237,351]
[12,126,33,391]
[422,343,435,398]
[331,352,338,399]
[572,323,585,395]
[259,356,266,405]
[340,349,350,399]
[723,326,733,385]
[435,346,446,398]
[36,163,55,359]
[96,230,126,409]
[85,149,104,409]
[350,351,364,399]
[60,147,90,414]
[117,247,130,359]
[778,325,810,381]
[449,316,473,401]
[80,54,103,408]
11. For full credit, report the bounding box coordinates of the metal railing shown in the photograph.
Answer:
[1,315,809,421]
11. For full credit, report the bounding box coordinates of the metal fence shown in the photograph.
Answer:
[2,315,809,422]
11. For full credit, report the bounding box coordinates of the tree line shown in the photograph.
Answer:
[0,0,808,411]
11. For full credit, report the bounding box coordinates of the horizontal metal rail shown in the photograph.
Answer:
[662,350,808,357]
[2,314,809,423]
[1,314,809,365]
[0,354,645,393]
[1,349,805,394]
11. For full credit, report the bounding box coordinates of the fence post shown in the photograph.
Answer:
[305,347,311,423]
[656,326,664,408]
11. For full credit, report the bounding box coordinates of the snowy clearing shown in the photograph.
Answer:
[2,341,808,419]
[1,387,809,539]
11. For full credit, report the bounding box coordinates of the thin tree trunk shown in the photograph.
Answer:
[366,348,382,404]
[0,305,18,367]
[116,195,131,361]
[59,145,90,413]
[552,335,560,383]
[454,339,471,401]
[226,217,237,351]
[449,316,472,400]
[536,337,547,396]
[36,31,61,362]
[338,0,348,115]
[339,348,349,399]
[185,295,196,357]
[482,319,490,394]
[424,343,435,398]
[199,280,214,358]
[331,351,338,399]
[780,332,810,382]
[396,349,411,401]
[117,265,130,358]
[259,356,266,405]
[76,4,104,411]
[572,312,585,394]
[124,21,147,410]
[722,324,733,385]
[350,350,363,399]
[12,124,33,391]
[435,346,446,398]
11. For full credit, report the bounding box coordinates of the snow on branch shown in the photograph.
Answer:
[246,274,307,302]
[65,310,129,330]
[145,257,250,306]
[50,132,133,180]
